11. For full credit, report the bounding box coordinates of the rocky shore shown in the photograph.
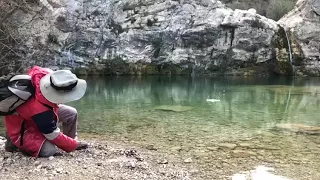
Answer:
[1,130,320,180]
[0,136,195,180]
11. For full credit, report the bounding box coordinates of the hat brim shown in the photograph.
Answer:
[40,73,87,104]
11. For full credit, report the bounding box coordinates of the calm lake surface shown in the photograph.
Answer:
[66,76,320,179]
[69,76,320,135]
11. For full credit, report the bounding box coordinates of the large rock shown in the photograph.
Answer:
[278,0,320,76]
[4,0,285,76]
[275,123,320,135]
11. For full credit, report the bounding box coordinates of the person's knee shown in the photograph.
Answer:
[68,106,78,120]
[39,141,57,157]
[61,106,78,123]
[69,106,77,116]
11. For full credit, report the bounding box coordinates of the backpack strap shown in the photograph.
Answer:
[20,120,25,146]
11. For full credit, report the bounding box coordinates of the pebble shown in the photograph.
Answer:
[34,161,41,166]
[206,147,218,151]
[182,176,191,180]
[256,145,281,150]
[196,144,205,147]
[146,145,157,151]
[157,159,168,164]
[257,156,264,160]
[238,143,255,148]
[126,161,136,169]
[170,146,182,152]
[231,150,257,158]
[218,143,237,150]
[184,158,192,163]
[216,164,222,169]
[48,156,54,161]
[56,168,63,174]
[46,166,54,170]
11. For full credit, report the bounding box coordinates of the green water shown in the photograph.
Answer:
[69,76,320,134]
[67,76,320,179]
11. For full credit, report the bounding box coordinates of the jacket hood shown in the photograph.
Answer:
[27,66,58,108]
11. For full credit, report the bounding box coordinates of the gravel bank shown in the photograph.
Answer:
[0,136,196,180]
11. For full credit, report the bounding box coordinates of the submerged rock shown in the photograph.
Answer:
[145,144,157,151]
[157,159,168,164]
[218,143,237,150]
[169,146,183,152]
[275,123,320,135]
[184,158,192,163]
[255,145,281,150]
[206,147,218,151]
[154,105,193,112]
[231,150,257,158]
[238,143,256,149]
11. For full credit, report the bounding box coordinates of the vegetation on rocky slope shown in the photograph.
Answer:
[223,0,297,21]
[0,0,39,75]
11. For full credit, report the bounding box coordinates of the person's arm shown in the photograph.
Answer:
[31,110,78,152]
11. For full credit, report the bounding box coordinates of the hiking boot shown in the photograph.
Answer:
[4,132,18,152]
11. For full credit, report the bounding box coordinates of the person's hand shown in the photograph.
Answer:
[76,141,89,150]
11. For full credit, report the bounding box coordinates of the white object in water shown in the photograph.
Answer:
[232,174,247,180]
[232,165,291,180]
[206,99,220,102]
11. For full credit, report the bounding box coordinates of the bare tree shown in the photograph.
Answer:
[0,0,39,75]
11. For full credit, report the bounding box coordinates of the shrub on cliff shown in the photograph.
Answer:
[223,0,297,21]
[267,0,296,21]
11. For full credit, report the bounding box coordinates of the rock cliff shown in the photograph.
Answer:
[1,0,308,76]
[278,0,320,76]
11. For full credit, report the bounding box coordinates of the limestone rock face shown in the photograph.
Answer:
[4,0,284,75]
[275,123,320,135]
[278,0,320,76]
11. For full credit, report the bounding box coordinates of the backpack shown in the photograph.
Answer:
[0,74,35,116]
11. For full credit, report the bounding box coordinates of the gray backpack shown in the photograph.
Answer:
[0,74,35,116]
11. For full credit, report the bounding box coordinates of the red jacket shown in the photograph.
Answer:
[4,66,78,157]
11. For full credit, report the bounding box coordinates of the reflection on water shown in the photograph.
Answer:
[69,76,320,133]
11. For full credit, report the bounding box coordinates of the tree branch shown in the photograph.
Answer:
[0,6,19,25]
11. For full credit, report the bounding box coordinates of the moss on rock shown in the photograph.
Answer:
[273,57,293,76]
[272,25,294,76]
[74,67,88,76]
[289,33,304,66]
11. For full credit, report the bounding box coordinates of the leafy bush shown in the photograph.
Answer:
[267,0,296,21]
[227,1,266,16]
